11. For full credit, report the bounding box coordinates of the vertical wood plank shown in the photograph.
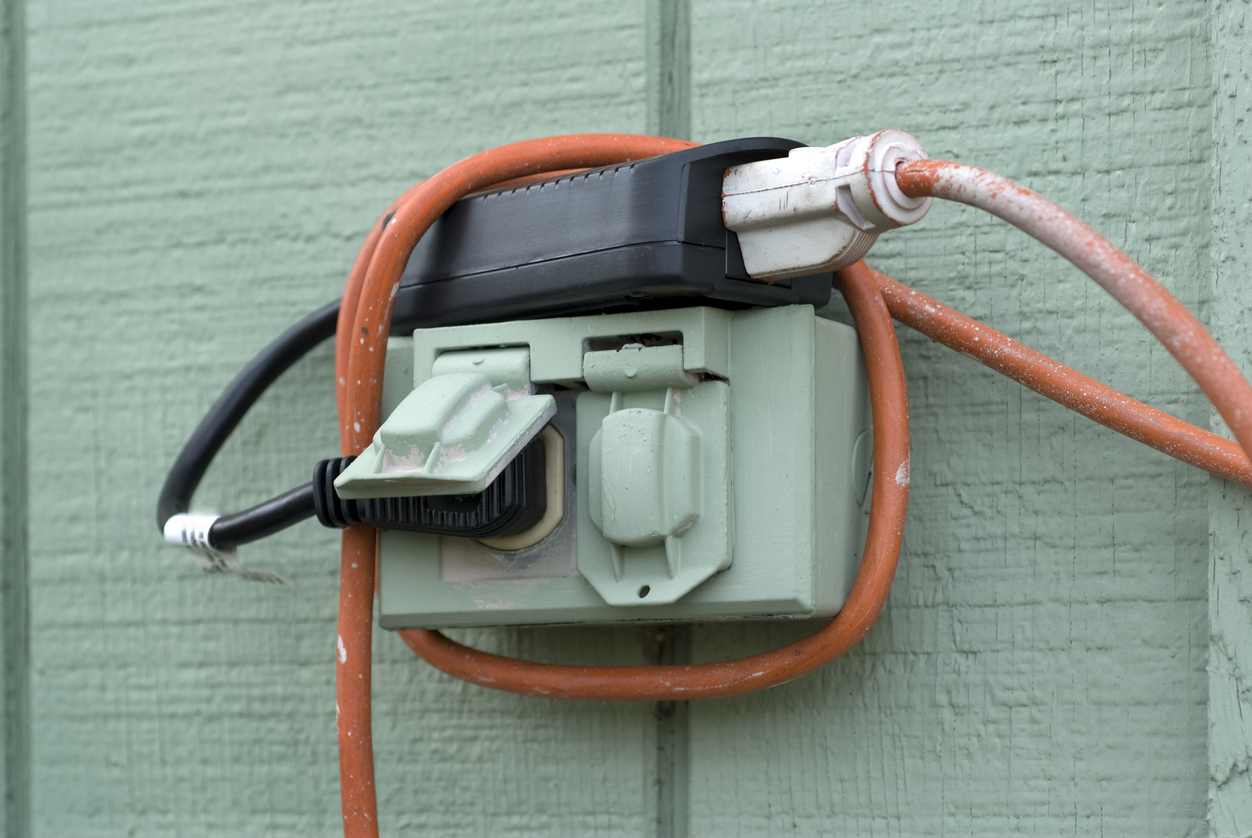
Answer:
[688,1,1211,834]
[0,0,26,834]
[1208,1,1252,833]
[25,2,654,835]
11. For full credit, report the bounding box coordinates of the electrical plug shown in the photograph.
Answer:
[722,129,932,280]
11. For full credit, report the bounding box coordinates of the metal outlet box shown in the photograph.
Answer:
[375,304,871,629]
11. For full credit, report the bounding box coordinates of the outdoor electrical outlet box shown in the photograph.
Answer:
[373,304,872,629]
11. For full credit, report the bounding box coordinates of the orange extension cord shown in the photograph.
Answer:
[333,135,1252,837]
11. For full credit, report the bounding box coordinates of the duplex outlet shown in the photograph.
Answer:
[374,304,871,630]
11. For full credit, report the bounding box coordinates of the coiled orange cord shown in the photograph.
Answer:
[336,136,696,838]
[396,258,911,701]
[334,137,1252,836]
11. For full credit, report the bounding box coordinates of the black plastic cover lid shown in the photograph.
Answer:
[391,137,830,333]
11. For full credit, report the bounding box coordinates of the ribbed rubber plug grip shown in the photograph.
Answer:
[313,436,548,539]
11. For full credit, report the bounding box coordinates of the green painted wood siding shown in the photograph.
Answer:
[1209,0,1252,832]
[4,0,1244,835]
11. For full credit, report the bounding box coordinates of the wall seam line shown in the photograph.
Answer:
[646,2,692,834]
[646,0,691,141]
[0,0,29,832]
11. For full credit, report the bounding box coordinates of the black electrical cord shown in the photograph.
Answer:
[156,295,553,551]
[209,484,318,549]
[156,299,340,548]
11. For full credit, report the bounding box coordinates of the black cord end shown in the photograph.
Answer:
[314,438,547,539]
[314,457,362,528]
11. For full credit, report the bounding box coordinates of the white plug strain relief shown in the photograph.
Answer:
[163,512,289,585]
[164,512,219,551]
[843,130,932,231]
[722,129,932,280]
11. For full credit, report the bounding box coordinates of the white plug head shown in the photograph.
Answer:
[722,130,932,280]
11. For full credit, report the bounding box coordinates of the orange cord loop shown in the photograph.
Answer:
[396,259,910,700]
[334,136,911,835]
[334,139,1252,837]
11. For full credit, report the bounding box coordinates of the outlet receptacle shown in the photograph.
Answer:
[373,304,870,629]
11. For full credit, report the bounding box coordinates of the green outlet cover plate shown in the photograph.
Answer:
[373,304,871,629]
[579,379,732,606]
[335,347,556,499]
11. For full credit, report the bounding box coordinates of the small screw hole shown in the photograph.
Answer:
[638,585,650,598]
